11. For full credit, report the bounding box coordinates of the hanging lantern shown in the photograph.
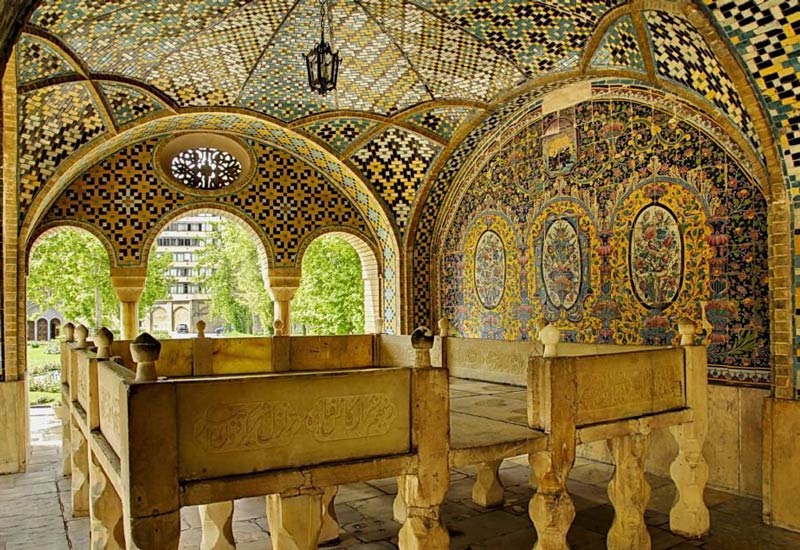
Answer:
[305,0,340,96]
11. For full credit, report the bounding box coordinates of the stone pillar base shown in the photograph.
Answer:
[0,379,28,474]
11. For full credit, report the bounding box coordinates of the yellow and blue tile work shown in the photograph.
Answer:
[440,97,770,388]
[350,127,441,230]
[39,138,370,269]
[589,15,645,73]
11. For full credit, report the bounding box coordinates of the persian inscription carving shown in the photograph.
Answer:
[305,394,397,442]
[448,347,526,376]
[99,387,121,451]
[194,401,301,453]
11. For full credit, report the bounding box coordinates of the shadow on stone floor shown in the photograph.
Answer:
[2,408,799,549]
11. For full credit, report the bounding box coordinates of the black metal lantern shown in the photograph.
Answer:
[305,0,340,96]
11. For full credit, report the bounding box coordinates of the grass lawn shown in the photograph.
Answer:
[27,343,61,372]
[29,390,60,405]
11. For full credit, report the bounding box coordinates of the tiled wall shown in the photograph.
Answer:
[440,98,770,387]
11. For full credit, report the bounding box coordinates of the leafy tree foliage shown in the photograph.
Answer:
[293,235,364,335]
[27,229,173,331]
[195,221,273,334]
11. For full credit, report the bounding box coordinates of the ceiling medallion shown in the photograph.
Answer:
[305,0,341,96]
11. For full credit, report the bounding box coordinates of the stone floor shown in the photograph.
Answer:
[3,408,800,549]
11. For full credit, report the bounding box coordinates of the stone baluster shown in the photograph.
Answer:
[267,491,325,550]
[70,323,91,517]
[64,322,75,343]
[130,333,161,382]
[472,460,505,508]
[318,486,340,545]
[607,433,651,550]
[539,324,561,358]
[399,327,450,550]
[75,324,89,348]
[529,356,576,550]
[88,326,125,549]
[60,322,75,476]
[94,327,113,360]
[90,452,125,549]
[199,501,235,550]
[669,319,709,538]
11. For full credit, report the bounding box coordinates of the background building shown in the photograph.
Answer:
[144,214,222,335]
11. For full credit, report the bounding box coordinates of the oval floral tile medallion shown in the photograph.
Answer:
[474,230,506,309]
[629,204,683,309]
[542,218,582,310]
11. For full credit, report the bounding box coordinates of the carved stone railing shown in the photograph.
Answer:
[65,327,449,550]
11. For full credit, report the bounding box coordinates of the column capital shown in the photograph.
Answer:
[110,267,147,303]
[267,267,302,302]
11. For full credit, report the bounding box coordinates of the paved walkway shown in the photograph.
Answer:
[2,407,800,549]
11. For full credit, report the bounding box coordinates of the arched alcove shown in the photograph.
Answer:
[144,208,274,336]
[295,229,381,335]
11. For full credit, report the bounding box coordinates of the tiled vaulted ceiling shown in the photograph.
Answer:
[12,0,798,242]
[24,0,623,119]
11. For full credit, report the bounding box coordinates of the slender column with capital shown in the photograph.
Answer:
[110,267,147,341]
[267,267,301,335]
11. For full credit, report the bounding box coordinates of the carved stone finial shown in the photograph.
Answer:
[535,317,548,333]
[75,324,89,348]
[677,317,697,346]
[539,324,561,358]
[94,327,114,359]
[131,332,161,382]
[411,326,434,368]
[438,318,451,337]
[273,319,284,336]
[196,320,206,339]
[63,322,75,343]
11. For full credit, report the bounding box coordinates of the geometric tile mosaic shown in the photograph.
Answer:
[590,15,645,72]
[702,0,800,183]
[98,82,166,127]
[644,10,760,152]
[360,0,521,102]
[323,0,431,116]
[415,0,616,74]
[41,138,370,267]
[17,82,107,223]
[148,0,290,108]
[350,127,441,230]
[31,0,254,77]
[237,0,334,121]
[15,33,74,85]
[298,118,378,155]
[402,107,478,142]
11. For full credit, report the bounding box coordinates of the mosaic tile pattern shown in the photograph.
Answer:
[325,1,431,116]
[644,10,759,152]
[99,82,166,127]
[589,15,645,72]
[30,111,401,333]
[31,0,253,77]
[148,0,291,108]
[17,82,107,222]
[298,118,378,155]
[359,1,522,102]
[42,139,370,266]
[416,0,610,74]
[402,107,478,142]
[238,0,334,121]
[703,1,800,184]
[350,127,441,229]
[15,33,74,85]
[440,98,770,387]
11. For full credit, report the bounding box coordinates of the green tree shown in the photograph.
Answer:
[195,221,273,334]
[27,229,173,331]
[293,235,364,335]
